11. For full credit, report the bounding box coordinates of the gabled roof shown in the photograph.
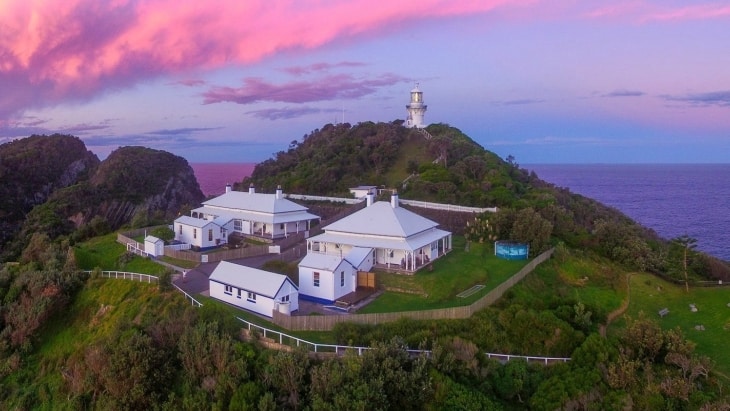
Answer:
[344,247,373,269]
[322,201,439,238]
[298,253,351,272]
[175,215,218,228]
[144,235,163,244]
[209,261,297,298]
[203,191,308,214]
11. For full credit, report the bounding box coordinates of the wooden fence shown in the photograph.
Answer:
[273,248,554,331]
[163,244,270,263]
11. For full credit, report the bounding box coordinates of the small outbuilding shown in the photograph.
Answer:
[144,235,165,257]
[209,261,299,317]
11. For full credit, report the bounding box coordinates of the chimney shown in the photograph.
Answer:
[276,185,283,199]
[248,183,255,194]
[225,183,232,193]
[366,190,375,207]
[390,191,399,208]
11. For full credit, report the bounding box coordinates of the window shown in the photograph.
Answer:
[237,288,242,299]
[313,272,320,287]
[340,271,345,287]
[178,224,182,235]
[208,229,213,241]
[281,294,290,302]
[224,285,232,295]
[234,220,242,231]
[247,292,256,303]
[193,229,197,239]
[280,223,285,230]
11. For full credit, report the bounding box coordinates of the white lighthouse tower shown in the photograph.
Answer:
[405,83,427,128]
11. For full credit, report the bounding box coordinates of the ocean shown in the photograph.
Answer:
[191,163,256,196]
[527,164,730,261]
[191,162,730,261]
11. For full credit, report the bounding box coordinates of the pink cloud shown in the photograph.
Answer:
[202,73,408,105]
[0,0,516,119]
[584,1,730,22]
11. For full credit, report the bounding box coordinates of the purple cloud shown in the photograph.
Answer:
[282,61,368,76]
[603,89,645,97]
[664,90,730,107]
[201,73,409,105]
[146,127,222,136]
[246,106,340,120]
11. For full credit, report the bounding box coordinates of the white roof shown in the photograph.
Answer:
[322,201,440,238]
[349,185,376,190]
[298,253,350,272]
[345,247,373,268]
[310,227,450,253]
[193,206,319,225]
[209,261,297,298]
[175,215,218,228]
[203,191,309,214]
[144,235,163,244]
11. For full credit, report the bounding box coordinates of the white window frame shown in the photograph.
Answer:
[224,285,232,295]
[313,272,320,287]
[247,292,256,303]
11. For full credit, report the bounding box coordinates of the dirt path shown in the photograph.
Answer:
[600,273,633,337]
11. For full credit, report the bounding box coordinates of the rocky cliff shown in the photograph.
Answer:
[0,137,204,261]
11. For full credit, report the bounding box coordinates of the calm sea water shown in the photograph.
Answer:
[191,163,255,196]
[527,164,730,261]
[191,162,730,261]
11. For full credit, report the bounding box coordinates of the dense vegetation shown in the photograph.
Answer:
[2,125,729,409]
[0,136,204,261]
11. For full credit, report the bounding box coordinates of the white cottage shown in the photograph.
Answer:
[174,215,228,250]
[174,185,320,249]
[306,192,452,273]
[209,261,298,317]
[297,246,374,304]
[349,185,377,199]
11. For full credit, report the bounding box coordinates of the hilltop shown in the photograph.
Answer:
[0,135,204,261]
[239,121,730,282]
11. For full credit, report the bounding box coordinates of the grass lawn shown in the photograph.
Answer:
[74,232,167,275]
[612,272,730,376]
[196,295,336,344]
[359,237,528,313]
[501,251,629,332]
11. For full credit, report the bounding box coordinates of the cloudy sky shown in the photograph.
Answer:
[1,0,729,164]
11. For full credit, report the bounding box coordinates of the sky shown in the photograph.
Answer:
[1,0,729,164]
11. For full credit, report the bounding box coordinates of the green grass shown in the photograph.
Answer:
[27,277,191,402]
[359,238,528,313]
[614,272,730,376]
[74,232,169,274]
[197,295,336,344]
[159,255,199,269]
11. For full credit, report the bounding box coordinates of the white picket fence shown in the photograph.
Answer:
[90,270,569,364]
[236,317,570,364]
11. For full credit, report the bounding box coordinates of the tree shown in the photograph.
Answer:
[672,234,697,292]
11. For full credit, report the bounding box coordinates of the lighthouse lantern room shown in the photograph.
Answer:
[405,84,427,128]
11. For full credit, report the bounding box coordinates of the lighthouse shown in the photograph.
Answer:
[405,84,427,128]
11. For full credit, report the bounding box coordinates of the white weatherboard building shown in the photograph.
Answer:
[298,246,374,304]
[209,261,298,317]
[300,192,451,303]
[174,185,320,250]
[143,235,165,257]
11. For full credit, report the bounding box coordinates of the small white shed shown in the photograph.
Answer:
[209,261,298,317]
[144,235,165,257]
[298,253,357,304]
